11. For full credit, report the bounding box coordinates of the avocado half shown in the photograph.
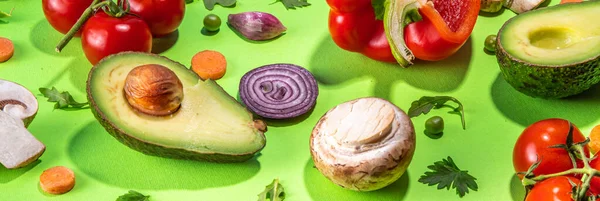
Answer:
[496,1,600,99]
[86,52,267,162]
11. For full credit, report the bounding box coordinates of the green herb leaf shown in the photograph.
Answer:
[202,0,236,10]
[39,87,89,110]
[419,157,478,198]
[116,190,150,201]
[258,179,285,201]
[408,96,466,129]
[371,0,385,20]
[273,0,310,9]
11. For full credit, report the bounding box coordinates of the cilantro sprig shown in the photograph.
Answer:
[39,87,89,110]
[419,157,478,197]
[408,96,466,130]
[116,190,150,201]
[258,179,285,201]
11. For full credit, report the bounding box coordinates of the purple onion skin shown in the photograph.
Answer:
[228,12,287,41]
[239,64,318,119]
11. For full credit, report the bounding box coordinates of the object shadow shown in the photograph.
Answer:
[308,36,472,100]
[201,27,219,36]
[0,160,41,184]
[304,159,410,201]
[152,30,179,54]
[30,19,82,57]
[510,174,526,201]
[68,121,261,190]
[491,73,600,127]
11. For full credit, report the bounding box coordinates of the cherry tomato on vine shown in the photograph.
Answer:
[588,157,600,195]
[127,0,185,37]
[42,0,94,36]
[81,12,152,65]
[513,118,589,179]
[525,176,596,201]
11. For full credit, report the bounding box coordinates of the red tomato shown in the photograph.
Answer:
[127,0,185,37]
[525,176,593,201]
[513,118,589,179]
[81,12,152,65]
[42,0,94,36]
[589,157,600,194]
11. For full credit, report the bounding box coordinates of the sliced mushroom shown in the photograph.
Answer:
[310,97,416,191]
[0,79,45,169]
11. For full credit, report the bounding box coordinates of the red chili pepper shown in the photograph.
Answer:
[327,0,480,65]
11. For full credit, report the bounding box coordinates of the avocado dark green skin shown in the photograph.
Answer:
[496,45,600,99]
[86,52,265,163]
[495,7,600,99]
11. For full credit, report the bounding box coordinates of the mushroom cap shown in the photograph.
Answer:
[310,97,415,191]
[0,80,38,127]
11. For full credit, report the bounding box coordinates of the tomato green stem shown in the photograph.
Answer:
[55,0,101,53]
[55,0,131,53]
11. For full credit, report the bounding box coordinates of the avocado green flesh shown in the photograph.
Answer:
[500,1,600,65]
[88,53,265,160]
[496,1,600,99]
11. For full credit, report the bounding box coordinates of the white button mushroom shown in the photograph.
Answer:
[310,97,415,191]
[0,79,45,169]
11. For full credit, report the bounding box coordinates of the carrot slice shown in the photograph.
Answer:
[0,37,14,63]
[40,166,76,195]
[191,50,227,80]
[589,124,600,155]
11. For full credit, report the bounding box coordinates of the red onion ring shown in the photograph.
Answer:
[239,63,318,119]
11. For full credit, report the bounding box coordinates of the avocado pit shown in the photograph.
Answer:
[124,64,183,116]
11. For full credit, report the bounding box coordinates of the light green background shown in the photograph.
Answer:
[1,0,599,200]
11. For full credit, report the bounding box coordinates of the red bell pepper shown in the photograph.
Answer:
[327,0,480,67]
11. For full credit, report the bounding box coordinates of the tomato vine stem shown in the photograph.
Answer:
[55,0,131,53]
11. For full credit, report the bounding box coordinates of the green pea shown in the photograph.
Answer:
[425,116,444,135]
[203,14,221,32]
[484,35,497,53]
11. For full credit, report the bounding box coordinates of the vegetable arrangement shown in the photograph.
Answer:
[327,0,480,67]
[2,0,600,201]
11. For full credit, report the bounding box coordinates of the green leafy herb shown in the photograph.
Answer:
[0,7,13,24]
[202,0,236,10]
[419,157,478,198]
[39,87,89,109]
[258,179,285,201]
[371,0,385,20]
[116,190,150,201]
[408,96,466,130]
[273,0,310,10]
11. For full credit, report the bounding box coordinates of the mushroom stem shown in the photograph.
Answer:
[0,110,45,169]
[505,0,547,14]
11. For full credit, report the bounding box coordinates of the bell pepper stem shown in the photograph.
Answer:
[383,0,421,68]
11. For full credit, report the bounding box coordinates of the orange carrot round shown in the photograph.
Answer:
[0,37,14,63]
[40,166,76,195]
[589,125,600,154]
[191,50,227,80]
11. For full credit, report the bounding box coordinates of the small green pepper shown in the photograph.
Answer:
[425,116,444,135]
[203,14,221,32]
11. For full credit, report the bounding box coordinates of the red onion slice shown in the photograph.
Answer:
[239,64,318,119]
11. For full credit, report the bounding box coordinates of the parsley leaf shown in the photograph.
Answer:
[371,0,385,20]
[116,190,150,201]
[0,7,13,24]
[419,157,478,197]
[202,0,236,10]
[39,87,89,110]
[408,96,466,130]
[273,0,310,10]
[258,179,285,201]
